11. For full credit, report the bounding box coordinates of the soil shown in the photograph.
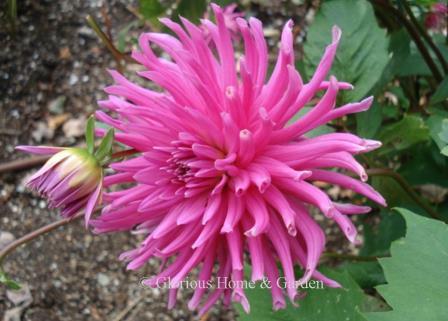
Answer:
[0,1,353,321]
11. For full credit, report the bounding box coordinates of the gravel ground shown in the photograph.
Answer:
[0,1,355,320]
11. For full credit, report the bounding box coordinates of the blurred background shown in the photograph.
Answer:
[1,0,447,320]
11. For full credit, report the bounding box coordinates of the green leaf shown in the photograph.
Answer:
[387,30,412,77]
[303,0,389,102]
[426,108,448,149]
[306,124,335,138]
[376,115,429,155]
[295,59,308,82]
[438,119,448,143]
[339,261,386,289]
[0,270,21,290]
[430,76,448,105]
[398,142,448,188]
[95,128,114,163]
[389,30,448,78]
[139,0,166,22]
[366,208,448,321]
[415,0,438,5]
[360,210,406,257]
[371,176,426,215]
[213,0,236,6]
[390,31,446,78]
[85,115,95,155]
[434,34,448,65]
[174,0,207,23]
[393,52,433,77]
[361,295,391,313]
[237,269,368,321]
[117,21,140,53]
[441,146,448,156]
[356,102,382,138]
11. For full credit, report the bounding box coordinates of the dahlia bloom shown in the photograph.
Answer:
[93,4,385,314]
[16,146,103,224]
[425,3,447,31]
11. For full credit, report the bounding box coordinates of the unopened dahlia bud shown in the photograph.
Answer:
[16,117,113,224]
[16,146,103,224]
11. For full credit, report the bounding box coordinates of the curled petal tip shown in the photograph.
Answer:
[287,224,297,237]
[239,129,252,139]
[106,68,118,77]
[158,17,170,24]
[258,181,270,193]
[360,172,368,182]
[345,226,358,243]
[199,18,209,26]
[329,75,338,83]
[331,25,342,42]
[273,300,286,311]
[364,95,374,103]
[244,228,257,237]
[220,226,233,234]
[295,170,312,181]
[362,139,382,152]
[325,206,337,218]
[290,291,306,304]
[296,269,312,287]
[235,16,247,26]
[84,218,90,229]
[235,296,250,314]
[361,96,374,109]
[187,302,196,311]
[225,85,236,98]
[210,3,224,17]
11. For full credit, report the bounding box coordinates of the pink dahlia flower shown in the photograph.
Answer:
[92,4,385,314]
[16,146,103,224]
[425,3,447,31]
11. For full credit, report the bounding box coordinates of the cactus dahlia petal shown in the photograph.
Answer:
[16,146,103,224]
[203,3,243,40]
[92,3,386,314]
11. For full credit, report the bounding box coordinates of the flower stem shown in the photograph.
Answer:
[0,155,50,175]
[366,168,442,221]
[371,0,443,85]
[85,15,134,70]
[400,0,448,74]
[7,0,17,21]
[111,148,138,159]
[0,148,138,175]
[0,213,83,266]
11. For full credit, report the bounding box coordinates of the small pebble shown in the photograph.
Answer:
[97,273,111,287]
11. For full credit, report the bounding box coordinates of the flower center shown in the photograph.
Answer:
[170,159,192,182]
